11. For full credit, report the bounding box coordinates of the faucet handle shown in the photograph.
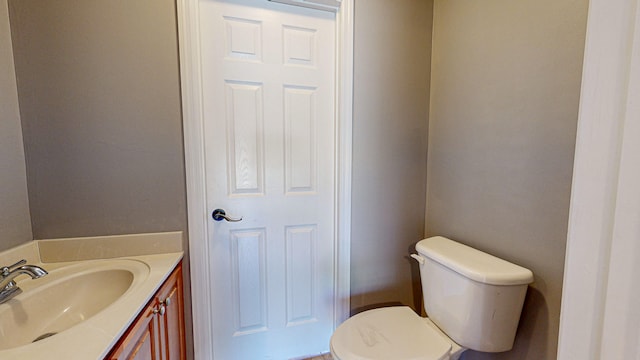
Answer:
[1,259,27,276]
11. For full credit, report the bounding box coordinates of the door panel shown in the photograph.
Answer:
[199,0,336,358]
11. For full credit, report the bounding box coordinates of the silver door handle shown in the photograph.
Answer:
[212,209,243,222]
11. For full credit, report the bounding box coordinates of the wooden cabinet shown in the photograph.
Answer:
[107,262,185,360]
[155,263,186,360]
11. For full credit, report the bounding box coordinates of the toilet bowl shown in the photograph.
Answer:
[330,236,533,360]
[330,306,465,360]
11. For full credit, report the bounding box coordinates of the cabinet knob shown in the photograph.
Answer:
[153,304,166,316]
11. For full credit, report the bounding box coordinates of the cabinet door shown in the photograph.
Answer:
[108,262,185,360]
[157,263,185,360]
[108,304,161,360]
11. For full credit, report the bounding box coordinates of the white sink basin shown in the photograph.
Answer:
[0,259,149,350]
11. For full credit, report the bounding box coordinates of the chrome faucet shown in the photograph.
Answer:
[0,259,48,304]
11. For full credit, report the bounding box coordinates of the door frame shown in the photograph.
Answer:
[176,0,354,358]
[557,0,640,358]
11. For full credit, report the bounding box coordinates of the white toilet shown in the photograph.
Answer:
[330,236,534,360]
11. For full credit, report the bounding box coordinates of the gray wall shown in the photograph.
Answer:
[0,0,32,251]
[350,0,433,314]
[7,2,192,357]
[8,0,187,239]
[426,1,587,359]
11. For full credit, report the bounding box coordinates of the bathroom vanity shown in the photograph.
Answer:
[107,262,185,359]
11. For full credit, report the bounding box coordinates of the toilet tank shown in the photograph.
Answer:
[415,236,533,353]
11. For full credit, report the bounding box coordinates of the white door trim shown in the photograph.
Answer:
[557,0,640,358]
[334,0,354,328]
[176,1,354,358]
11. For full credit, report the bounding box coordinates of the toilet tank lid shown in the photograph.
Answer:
[416,236,534,286]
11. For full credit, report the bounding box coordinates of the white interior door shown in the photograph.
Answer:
[199,0,336,358]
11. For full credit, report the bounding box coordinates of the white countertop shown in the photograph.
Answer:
[0,232,183,360]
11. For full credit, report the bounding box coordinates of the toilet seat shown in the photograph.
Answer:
[330,307,456,360]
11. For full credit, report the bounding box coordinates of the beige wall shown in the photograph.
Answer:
[426,1,588,359]
[8,0,186,240]
[0,0,32,251]
[350,0,433,314]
